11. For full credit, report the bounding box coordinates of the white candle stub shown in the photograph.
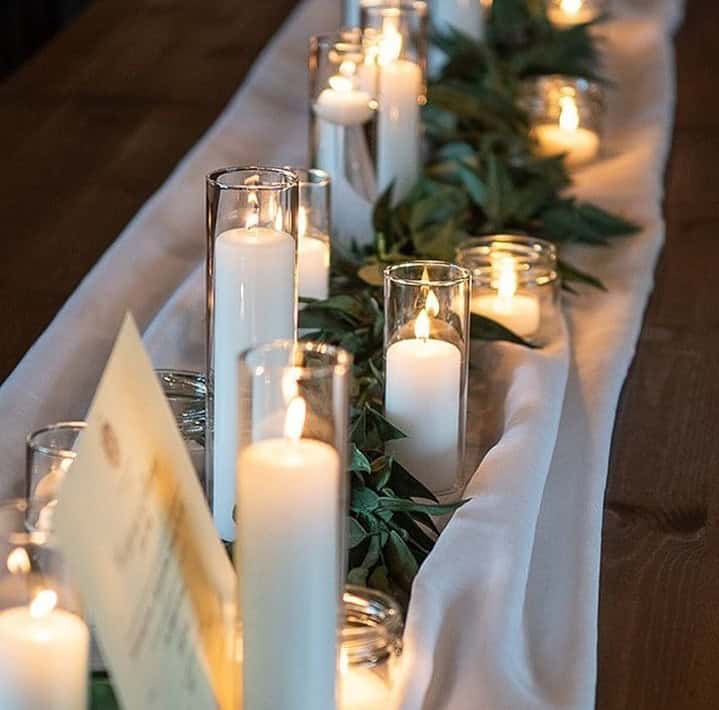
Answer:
[471,256,540,338]
[385,290,462,494]
[213,222,295,542]
[0,589,89,710]
[237,396,340,710]
[297,207,330,301]
[534,93,599,166]
[314,75,373,127]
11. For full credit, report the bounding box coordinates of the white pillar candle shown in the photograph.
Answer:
[385,305,462,493]
[546,0,599,27]
[313,74,375,247]
[0,592,89,710]
[471,256,540,338]
[237,398,340,710]
[297,207,330,301]
[213,225,295,541]
[374,26,423,201]
[533,93,599,166]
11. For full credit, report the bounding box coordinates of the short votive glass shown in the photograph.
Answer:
[339,585,404,710]
[156,369,207,488]
[26,422,85,509]
[309,31,376,247]
[384,261,470,497]
[455,234,560,346]
[206,165,298,542]
[545,0,608,27]
[522,75,604,167]
[236,340,352,710]
[0,498,89,708]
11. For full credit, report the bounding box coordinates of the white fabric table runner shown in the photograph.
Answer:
[0,0,684,707]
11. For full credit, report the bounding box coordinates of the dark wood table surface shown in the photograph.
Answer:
[0,1,716,707]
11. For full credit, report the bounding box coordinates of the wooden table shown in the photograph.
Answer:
[0,1,716,707]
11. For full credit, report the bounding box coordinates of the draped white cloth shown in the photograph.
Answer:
[0,0,683,707]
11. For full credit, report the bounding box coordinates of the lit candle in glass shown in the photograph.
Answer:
[361,3,427,202]
[384,262,470,496]
[471,255,541,338]
[546,0,606,27]
[524,76,603,167]
[206,167,298,542]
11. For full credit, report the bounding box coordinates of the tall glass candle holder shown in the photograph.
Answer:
[291,167,332,301]
[455,234,560,346]
[310,31,376,248]
[206,166,298,542]
[339,585,403,710]
[545,0,608,27]
[522,75,604,167]
[384,261,470,497]
[361,1,428,202]
[236,340,352,710]
[0,498,89,709]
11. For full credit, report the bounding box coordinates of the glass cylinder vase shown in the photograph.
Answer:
[309,31,376,248]
[236,340,352,710]
[0,498,90,709]
[455,234,560,346]
[206,166,299,542]
[339,585,403,710]
[291,167,332,302]
[361,1,428,202]
[521,75,604,167]
[384,261,470,497]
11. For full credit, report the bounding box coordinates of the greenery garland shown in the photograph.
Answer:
[91,2,639,705]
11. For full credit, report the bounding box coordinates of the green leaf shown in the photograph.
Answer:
[558,258,607,291]
[91,673,120,710]
[376,497,468,517]
[350,487,380,514]
[348,517,368,548]
[350,444,372,474]
[470,313,536,346]
[385,530,419,591]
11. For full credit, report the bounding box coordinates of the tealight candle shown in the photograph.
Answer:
[471,256,541,338]
[0,590,89,710]
[384,262,470,495]
[533,93,599,166]
[206,167,298,542]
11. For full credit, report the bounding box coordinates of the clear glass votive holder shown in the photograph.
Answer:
[287,167,332,301]
[25,422,85,519]
[0,498,89,709]
[339,585,404,710]
[309,30,376,248]
[361,1,428,201]
[521,74,604,167]
[236,340,352,710]
[384,261,470,497]
[156,369,207,488]
[455,234,560,347]
[545,0,608,27]
[206,165,298,542]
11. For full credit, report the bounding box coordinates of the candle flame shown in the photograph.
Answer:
[560,0,582,15]
[426,289,439,317]
[378,17,402,65]
[284,396,306,441]
[6,547,31,575]
[246,190,260,228]
[415,308,431,340]
[329,74,353,93]
[496,256,518,307]
[559,94,580,132]
[29,589,57,619]
[297,206,307,240]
